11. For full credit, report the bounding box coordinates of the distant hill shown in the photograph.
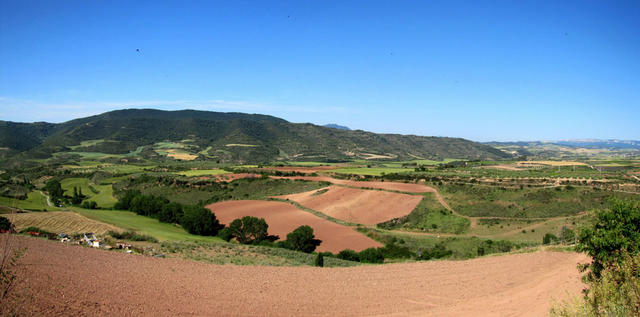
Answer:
[0,109,511,163]
[486,139,640,158]
[323,124,351,130]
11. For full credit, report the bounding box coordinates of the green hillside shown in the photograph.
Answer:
[0,109,512,164]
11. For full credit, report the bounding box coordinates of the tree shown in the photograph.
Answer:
[114,190,141,210]
[180,205,223,236]
[358,248,384,263]
[315,253,324,267]
[159,202,183,223]
[285,225,321,253]
[44,179,63,200]
[228,216,268,244]
[577,198,640,279]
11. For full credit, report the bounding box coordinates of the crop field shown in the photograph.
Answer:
[4,211,121,234]
[276,186,423,225]
[207,200,383,252]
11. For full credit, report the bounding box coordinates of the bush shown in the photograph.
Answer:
[379,243,414,259]
[0,217,12,232]
[108,230,158,243]
[81,201,98,209]
[337,249,360,262]
[543,233,559,245]
[217,227,233,242]
[315,253,324,267]
[577,198,640,279]
[551,252,640,316]
[358,248,384,263]
[180,205,223,236]
[284,225,321,253]
[228,216,268,244]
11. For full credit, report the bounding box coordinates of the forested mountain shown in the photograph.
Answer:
[0,109,511,163]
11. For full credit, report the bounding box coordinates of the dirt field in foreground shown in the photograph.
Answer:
[277,186,423,225]
[206,200,382,252]
[7,236,587,316]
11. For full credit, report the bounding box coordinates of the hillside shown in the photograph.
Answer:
[0,109,511,163]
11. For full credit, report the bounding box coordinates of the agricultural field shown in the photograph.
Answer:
[60,177,117,208]
[0,191,62,211]
[4,211,120,234]
[173,169,229,177]
[207,200,383,252]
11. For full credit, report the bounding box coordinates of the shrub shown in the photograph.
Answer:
[108,230,158,243]
[577,198,640,279]
[543,233,558,245]
[315,253,324,267]
[181,205,223,236]
[337,249,360,262]
[217,227,233,242]
[284,225,321,253]
[81,201,98,209]
[358,248,384,263]
[379,243,414,259]
[0,217,12,232]
[228,216,268,244]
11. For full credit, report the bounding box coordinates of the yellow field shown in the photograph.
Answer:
[4,211,121,235]
[165,149,198,160]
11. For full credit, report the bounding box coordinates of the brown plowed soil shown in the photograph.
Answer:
[272,175,437,193]
[277,186,423,225]
[206,200,382,252]
[8,235,587,316]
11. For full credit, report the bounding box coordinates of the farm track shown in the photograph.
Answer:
[8,235,588,316]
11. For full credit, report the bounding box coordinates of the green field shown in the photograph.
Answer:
[61,178,117,208]
[378,194,470,234]
[174,169,230,177]
[0,191,62,211]
[73,208,222,242]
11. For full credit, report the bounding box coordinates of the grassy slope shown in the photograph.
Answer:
[73,208,222,242]
[60,177,117,208]
[0,191,62,211]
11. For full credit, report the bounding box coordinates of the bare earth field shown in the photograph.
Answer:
[206,200,382,252]
[277,186,423,225]
[273,176,438,193]
[9,236,587,316]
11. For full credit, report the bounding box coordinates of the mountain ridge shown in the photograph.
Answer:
[0,109,512,163]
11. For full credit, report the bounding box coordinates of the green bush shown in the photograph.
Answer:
[284,225,321,253]
[543,233,558,245]
[358,248,384,263]
[217,227,233,241]
[108,230,158,243]
[158,202,183,224]
[81,201,98,209]
[0,217,12,232]
[181,205,223,236]
[228,216,269,244]
[337,249,360,262]
[577,198,640,279]
[315,253,324,267]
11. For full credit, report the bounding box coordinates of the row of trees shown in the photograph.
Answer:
[115,190,222,236]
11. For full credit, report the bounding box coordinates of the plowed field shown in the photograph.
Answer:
[8,236,588,316]
[277,186,423,225]
[205,200,382,252]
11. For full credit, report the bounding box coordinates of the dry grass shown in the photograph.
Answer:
[3,211,121,235]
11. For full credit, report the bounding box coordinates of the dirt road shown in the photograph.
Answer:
[9,236,587,316]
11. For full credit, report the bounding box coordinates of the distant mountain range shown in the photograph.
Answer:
[323,124,351,130]
[0,109,511,164]
[486,139,640,158]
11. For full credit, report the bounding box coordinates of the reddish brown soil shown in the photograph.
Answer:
[9,235,588,316]
[273,175,438,193]
[206,200,382,252]
[259,165,337,174]
[277,186,423,225]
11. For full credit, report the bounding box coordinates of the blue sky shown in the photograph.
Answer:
[1,0,638,141]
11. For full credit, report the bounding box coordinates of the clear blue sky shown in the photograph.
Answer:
[1,0,638,141]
